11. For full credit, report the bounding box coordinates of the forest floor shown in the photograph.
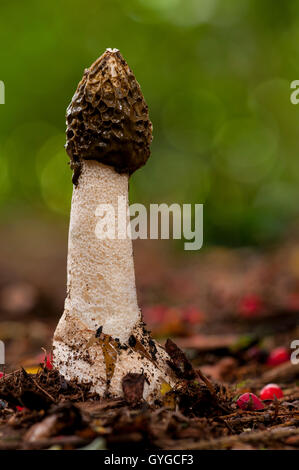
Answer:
[0,219,298,450]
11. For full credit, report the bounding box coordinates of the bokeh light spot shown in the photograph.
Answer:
[213,118,278,184]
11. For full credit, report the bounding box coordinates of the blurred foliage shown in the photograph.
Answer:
[1,0,299,246]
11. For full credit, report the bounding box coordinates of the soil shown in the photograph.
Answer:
[0,353,298,450]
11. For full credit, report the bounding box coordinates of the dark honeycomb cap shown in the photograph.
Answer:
[66,49,153,179]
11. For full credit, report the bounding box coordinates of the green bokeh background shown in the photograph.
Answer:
[1,0,299,246]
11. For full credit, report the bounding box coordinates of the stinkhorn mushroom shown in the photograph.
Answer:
[53,49,176,402]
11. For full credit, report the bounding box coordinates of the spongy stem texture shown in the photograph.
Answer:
[62,160,140,343]
[53,160,176,399]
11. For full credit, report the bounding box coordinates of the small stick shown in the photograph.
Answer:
[196,369,216,396]
[30,377,56,403]
[22,368,56,403]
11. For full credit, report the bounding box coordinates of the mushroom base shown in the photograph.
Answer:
[53,318,176,403]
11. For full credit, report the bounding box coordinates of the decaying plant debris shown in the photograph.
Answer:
[0,336,298,450]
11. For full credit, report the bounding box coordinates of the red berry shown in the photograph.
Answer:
[37,352,53,370]
[143,305,167,325]
[237,393,265,410]
[0,372,3,379]
[183,306,204,325]
[286,292,299,311]
[238,294,263,318]
[260,383,283,400]
[16,406,25,412]
[44,353,53,370]
[266,347,289,366]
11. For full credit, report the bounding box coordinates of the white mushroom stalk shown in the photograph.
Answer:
[53,49,176,401]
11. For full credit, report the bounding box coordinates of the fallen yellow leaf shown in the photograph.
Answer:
[25,366,40,374]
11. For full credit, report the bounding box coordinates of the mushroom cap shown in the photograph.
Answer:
[66,49,153,176]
